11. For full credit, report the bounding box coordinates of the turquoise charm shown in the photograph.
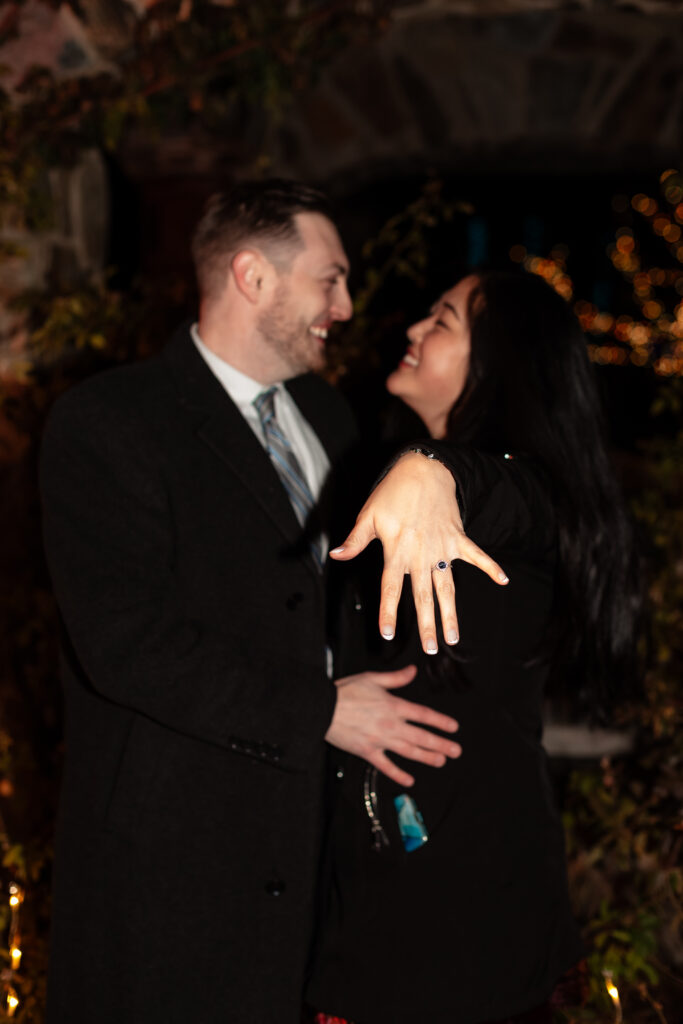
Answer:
[394,794,429,852]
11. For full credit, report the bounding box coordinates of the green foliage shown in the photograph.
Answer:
[0,1,388,226]
[355,182,471,311]
[327,180,473,381]
[16,283,125,359]
[557,390,683,1022]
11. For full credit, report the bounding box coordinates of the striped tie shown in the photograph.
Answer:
[253,387,324,570]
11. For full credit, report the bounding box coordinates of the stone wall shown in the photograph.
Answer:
[268,8,683,182]
[119,8,683,184]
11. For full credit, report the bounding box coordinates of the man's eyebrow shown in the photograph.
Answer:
[443,301,460,320]
[323,262,348,276]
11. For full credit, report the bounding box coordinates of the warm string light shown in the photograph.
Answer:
[512,170,683,376]
[602,970,623,1023]
[2,883,24,1019]
[0,778,23,1017]
[509,245,574,301]
[5,986,19,1018]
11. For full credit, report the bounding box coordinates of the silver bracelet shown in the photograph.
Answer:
[406,446,441,461]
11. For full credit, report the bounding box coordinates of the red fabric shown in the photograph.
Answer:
[313,1010,547,1024]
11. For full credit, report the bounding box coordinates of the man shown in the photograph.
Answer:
[40,180,463,1023]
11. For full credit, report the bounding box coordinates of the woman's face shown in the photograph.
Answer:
[386,275,477,438]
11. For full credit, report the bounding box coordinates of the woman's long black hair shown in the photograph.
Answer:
[445,270,641,711]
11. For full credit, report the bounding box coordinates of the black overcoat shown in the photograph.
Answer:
[39,327,360,1024]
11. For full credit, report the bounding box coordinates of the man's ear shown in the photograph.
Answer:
[231,249,269,303]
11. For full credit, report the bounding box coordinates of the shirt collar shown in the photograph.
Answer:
[190,323,280,406]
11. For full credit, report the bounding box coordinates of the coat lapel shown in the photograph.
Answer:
[163,327,336,587]
[163,327,308,557]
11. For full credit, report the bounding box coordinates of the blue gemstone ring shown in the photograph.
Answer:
[433,560,450,572]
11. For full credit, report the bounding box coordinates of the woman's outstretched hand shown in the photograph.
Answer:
[330,451,509,655]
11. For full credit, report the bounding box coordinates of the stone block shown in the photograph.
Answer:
[331,45,408,139]
[528,55,595,133]
[298,89,358,151]
[393,55,450,148]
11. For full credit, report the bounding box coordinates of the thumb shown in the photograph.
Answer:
[329,516,377,561]
[374,664,418,690]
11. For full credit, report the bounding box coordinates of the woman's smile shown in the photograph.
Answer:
[401,349,420,367]
[387,274,477,437]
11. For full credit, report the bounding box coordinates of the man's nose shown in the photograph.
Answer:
[331,282,353,322]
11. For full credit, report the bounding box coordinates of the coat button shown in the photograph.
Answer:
[265,879,286,896]
[286,592,304,610]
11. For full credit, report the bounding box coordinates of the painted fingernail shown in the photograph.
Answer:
[499,572,509,583]
[330,546,345,554]
[381,627,395,640]
[446,629,459,645]
[426,639,438,654]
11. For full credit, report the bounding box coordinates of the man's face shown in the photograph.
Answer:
[256,213,352,377]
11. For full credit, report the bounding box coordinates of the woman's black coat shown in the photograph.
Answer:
[307,448,584,1024]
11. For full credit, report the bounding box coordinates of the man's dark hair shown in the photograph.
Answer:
[191,178,332,299]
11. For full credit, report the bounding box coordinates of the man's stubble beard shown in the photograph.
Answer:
[256,279,326,378]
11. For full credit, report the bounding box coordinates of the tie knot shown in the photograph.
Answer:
[253,386,277,425]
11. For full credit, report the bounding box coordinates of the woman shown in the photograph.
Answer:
[306,271,640,1024]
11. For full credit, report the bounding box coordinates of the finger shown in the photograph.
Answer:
[373,664,418,689]
[369,750,414,788]
[398,699,459,734]
[390,739,448,769]
[458,537,509,586]
[402,723,462,759]
[329,515,377,561]
[431,564,459,645]
[377,564,408,641]
[410,568,438,654]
